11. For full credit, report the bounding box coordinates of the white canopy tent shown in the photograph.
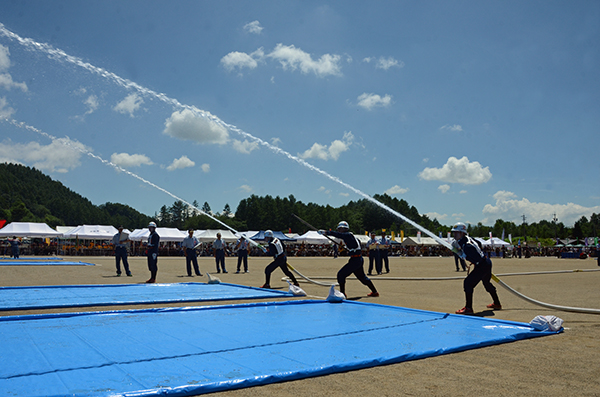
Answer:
[129,228,187,242]
[481,237,511,247]
[295,230,333,245]
[400,236,440,246]
[62,225,120,240]
[195,229,238,243]
[0,222,62,238]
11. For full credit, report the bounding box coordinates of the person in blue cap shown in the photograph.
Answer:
[112,226,132,277]
[181,228,202,277]
[452,222,501,314]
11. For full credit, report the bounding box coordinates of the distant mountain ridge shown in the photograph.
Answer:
[0,163,151,229]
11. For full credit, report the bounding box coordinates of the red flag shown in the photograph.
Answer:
[0,220,6,229]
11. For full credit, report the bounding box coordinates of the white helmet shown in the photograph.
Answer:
[451,222,467,233]
[337,221,349,231]
[264,230,274,239]
[148,221,157,228]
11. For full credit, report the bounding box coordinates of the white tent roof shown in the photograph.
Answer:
[235,231,259,240]
[129,227,187,242]
[295,230,333,245]
[62,225,119,240]
[481,237,511,247]
[195,229,238,243]
[56,226,77,234]
[400,236,440,246]
[355,235,371,245]
[0,222,62,238]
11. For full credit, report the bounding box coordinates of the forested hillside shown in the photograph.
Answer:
[0,163,151,229]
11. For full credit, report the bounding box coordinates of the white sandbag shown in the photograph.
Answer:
[530,315,564,332]
[207,273,221,284]
[326,284,345,302]
[286,281,306,296]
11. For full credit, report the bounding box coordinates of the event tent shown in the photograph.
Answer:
[400,236,440,246]
[196,229,238,243]
[0,222,62,238]
[129,228,187,242]
[481,237,511,247]
[62,225,119,240]
[295,230,332,245]
[249,230,297,242]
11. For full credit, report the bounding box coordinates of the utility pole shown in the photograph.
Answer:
[522,214,527,244]
[552,213,558,243]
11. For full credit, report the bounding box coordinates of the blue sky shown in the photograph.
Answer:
[0,0,598,229]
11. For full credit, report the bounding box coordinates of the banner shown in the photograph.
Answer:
[417,231,421,244]
[447,232,451,242]
[401,230,404,242]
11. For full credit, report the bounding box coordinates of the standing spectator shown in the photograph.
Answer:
[146,222,160,283]
[234,236,250,273]
[321,221,379,298]
[213,232,228,273]
[261,230,298,288]
[379,232,390,273]
[181,229,202,277]
[8,236,20,259]
[451,222,501,314]
[112,226,132,277]
[367,232,381,275]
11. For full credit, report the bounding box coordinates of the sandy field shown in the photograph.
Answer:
[1,254,599,396]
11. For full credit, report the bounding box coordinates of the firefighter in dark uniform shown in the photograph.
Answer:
[452,222,501,314]
[321,221,379,298]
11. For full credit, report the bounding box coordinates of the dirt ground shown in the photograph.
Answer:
[1,254,599,396]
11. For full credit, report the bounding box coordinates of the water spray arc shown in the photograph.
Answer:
[0,23,451,249]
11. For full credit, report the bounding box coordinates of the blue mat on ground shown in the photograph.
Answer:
[0,300,560,396]
[0,282,293,311]
[0,257,63,260]
[0,260,94,266]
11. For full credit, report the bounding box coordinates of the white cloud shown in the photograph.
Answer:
[0,138,87,173]
[0,96,15,118]
[0,45,9,70]
[163,109,229,145]
[167,155,195,171]
[440,124,463,132]
[271,137,282,146]
[340,192,350,197]
[418,156,492,185]
[482,190,600,226]
[362,57,373,63]
[459,190,468,194]
[83,95,99,115]
[243,20,264,34]
[0,45,27,92]
[299,131,354,161]
[268,44,342,77]
[357,93,392,110]
[385,185,409,195]
[425,212,447,220]
[438,184,451,193]
[113,93,143,117]
[239,184,253,193]
[110,152,153,168]
[201,163,210,173]
[318,186,331,195]
[375,57,404,70]
[221,48,265,73]
[232,139,259,154]
[423,158,429,163]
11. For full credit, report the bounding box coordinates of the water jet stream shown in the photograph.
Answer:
[0,23,451,249]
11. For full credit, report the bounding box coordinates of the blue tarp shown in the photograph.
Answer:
[0,300,560,396]
[0,282,293,311]
[0,260,94,266]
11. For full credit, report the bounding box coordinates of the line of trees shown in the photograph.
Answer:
[2,163,599,242]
